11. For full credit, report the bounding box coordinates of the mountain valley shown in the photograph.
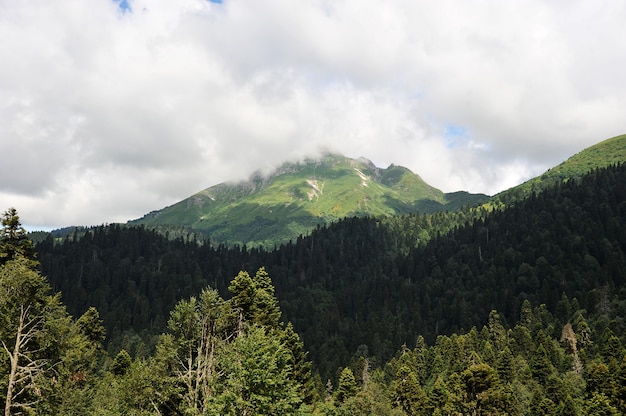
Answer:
[3,134,626,414]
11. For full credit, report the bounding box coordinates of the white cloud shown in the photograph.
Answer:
[1,0,625,229]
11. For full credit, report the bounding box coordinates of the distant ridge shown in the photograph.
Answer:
[493,133,626,205]
[130,153,488,246]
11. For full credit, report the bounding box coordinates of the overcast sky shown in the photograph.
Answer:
[2,0,625,230]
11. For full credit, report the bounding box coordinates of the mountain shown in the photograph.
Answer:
[493,133,626,205]
[21,151,626,416]
[27,134,626,412]
[130,153,488,246]
[38,159,626,381]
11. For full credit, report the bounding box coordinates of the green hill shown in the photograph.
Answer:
[27,134,626,413]
[39,160,626,383]
[130,153,488,246]
[492,133,626,205]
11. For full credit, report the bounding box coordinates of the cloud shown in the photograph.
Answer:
[1,0,625,229]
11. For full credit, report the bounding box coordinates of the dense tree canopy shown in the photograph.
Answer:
[0,208,35,266]
[1,162,624,413]
[35,163,626,382]
[1,211,106,415]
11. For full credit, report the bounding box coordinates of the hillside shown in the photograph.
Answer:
[129,153,488,246]
[38,162,626,376]
[20,134,626,413]
[493,133,626,205]
[14,177,626,413]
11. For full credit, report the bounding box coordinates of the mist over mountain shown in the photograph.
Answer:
[37,134,626,375]
[18,133,626,413]
[130,153,489,246]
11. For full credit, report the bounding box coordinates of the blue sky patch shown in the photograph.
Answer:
[116,0,131,12]
[115,0,221,12]
[444,125,469,148]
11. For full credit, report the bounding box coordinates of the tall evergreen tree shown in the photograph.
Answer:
[335,367,359,404]
[209,325,303,415]
[391,365,425,415]
[0,209,102,415]
[0,208,34,266]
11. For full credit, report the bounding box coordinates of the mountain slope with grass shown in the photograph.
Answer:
[130,153,488,246]
[493,133,626,205]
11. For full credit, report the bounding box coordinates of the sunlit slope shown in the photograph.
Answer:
[131,154,488,245]
[493,134,626,205]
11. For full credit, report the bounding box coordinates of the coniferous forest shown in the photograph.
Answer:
[2,163,626,414]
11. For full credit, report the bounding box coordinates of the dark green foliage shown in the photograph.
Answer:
[14,159,626,414]
[390,365,425,414]
[76,306,106,344]
[585,392,620,416]
[34,162,626,382]
[111,349,132,376]
[0,207,35,265]
[335,367,358,404]
[531,344,556,384]
[5,217,626,412]
[229,267,281,329]
[1,210,107,415]
[496,346,515,383]
[280,322,316,403]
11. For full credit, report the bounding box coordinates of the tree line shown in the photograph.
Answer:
[3,206,626,414]
[33,163,626,382]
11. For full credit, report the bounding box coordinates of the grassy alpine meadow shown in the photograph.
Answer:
[131,153,488,246]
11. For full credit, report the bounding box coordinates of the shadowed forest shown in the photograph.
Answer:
[2,162,626,414]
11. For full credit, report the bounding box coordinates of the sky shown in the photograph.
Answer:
[1,0,625,230]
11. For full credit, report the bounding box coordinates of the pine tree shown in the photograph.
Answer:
[616,355,626,414]
[228,271,256,323]
[531,344,555,384]
[573,313,593,350]
[76,306,106,344]
[251,267,282,329]
[279,322,316,403]
[585,361,614,399]
[487,310,507,351]
[165,287,235,414]
[461,363,498,402]
[335,367,359,404]
[228,268,281,330]
[584,392,619,416]
[1,249,65,414]
[111,349,132,376]
[391,365,425,415]
[561,322,582,374]
[496,346,515,383]
[53,307,107,415]
[428,375,450,413]
[0,208,35,266]
[210,325,303,415]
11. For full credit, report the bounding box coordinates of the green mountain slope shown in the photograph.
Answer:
[39,161,626,382]
[131,153,488,246]
[493,133,626,205]
[26,136,626,415]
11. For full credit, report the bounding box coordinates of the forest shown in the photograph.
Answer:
[1,162,626,414]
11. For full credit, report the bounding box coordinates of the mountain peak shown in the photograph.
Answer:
[131,153,488,246]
